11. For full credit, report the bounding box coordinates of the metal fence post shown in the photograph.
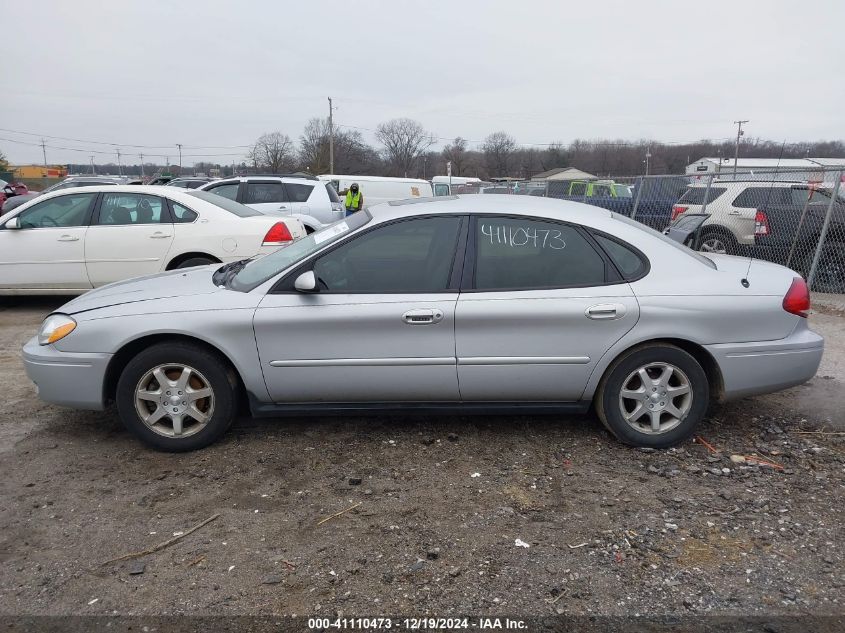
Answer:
[806,170,842,289]
[630,176,644,221]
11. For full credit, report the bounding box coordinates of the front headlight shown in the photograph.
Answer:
[38,314,77,346]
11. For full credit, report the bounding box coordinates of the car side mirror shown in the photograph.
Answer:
[294,270,318,293]
[4,217,20,230]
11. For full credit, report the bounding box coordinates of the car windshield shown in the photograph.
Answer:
[186,190,261,217]
[229,211,373,291]
[610,212,716,269]
[612,184,633,198]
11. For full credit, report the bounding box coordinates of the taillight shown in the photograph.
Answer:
[754,210,770,236]
[262,222,293,245]
[782,277,810,318]
[671,205,688,221]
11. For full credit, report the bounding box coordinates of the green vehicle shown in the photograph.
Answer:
[561,180,632,199]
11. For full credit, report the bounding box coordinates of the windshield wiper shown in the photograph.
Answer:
[212,258,252,288]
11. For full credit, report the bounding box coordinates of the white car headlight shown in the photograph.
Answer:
[38,314,77,346]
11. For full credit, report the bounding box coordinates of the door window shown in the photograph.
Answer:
[97,193,167,225]
[16,193,96,228]
[206,182,239,200]
[474,217,606,290]
[434,183,450,196]
[569,182,587,196]
[244,182,288,204]
[313,217,462,293]
[593,184,612,198]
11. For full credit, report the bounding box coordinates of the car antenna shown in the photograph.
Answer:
[741,141,786,288]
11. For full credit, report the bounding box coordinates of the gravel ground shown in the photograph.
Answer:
[0,296,843,624]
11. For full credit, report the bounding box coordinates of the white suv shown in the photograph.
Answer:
[199,175,343,233]
[672,180,808,254]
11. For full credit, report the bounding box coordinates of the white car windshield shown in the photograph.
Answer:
[229,211,372,291]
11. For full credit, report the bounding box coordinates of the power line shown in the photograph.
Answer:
[0,136,245,158]
[0,126,252,150]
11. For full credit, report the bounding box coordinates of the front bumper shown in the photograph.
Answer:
[22,337,112,410]
[705,325,824,400]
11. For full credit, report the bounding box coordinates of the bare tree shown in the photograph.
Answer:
[251,132,294,173]
[375,118,435,177]
[299,118,378,174]
[482,131,517,177]
[442,137,468,176]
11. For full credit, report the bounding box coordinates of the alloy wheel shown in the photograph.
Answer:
[618,362,693,434]
[134,364,215,438]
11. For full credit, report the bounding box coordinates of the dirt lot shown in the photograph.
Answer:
[0,296,843,625]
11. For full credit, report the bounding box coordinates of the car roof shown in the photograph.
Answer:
[319,174,431,184]
[369,194,612,224]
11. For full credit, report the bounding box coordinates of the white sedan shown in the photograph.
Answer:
[0,186,306,294]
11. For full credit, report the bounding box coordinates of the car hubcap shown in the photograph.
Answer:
[700,238,726,254]
[134,364,215,438]
[618,362,692,435]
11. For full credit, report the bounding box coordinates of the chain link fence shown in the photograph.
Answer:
[497,167,845,294]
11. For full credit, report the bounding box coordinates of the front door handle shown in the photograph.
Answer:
[402,309,444,325]
[278,206,288,210]
[57,235,79,242]
[149,232,171,239]
[586,303,626,320]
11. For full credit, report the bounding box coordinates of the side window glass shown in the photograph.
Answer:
[474,217,606,290]
[17,193,96,228]
[207,183,239,201]
[244,182,288,204]
[286,183,314,203]
[569,182,587,196]
[313,217,462,293]
[98,194,165,225]
[171,201,198,223]
[594,234,647,279]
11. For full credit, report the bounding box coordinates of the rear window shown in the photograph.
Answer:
[287,182,315,203]
[325,183,340,203]
[186,190,261,217]
[678,186,727,205]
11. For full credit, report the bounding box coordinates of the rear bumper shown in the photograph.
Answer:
[22,337,111,410]
[705,326,824,400]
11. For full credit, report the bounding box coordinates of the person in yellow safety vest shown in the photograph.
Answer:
[344,183,363,216]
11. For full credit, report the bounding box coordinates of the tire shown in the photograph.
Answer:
[175,257,216,269]
[116,342,239,452]
[595,344,709,448]
[696,230,738,255]
[802,241,845,294]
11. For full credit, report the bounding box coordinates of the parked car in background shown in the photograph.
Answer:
[147,176,174,185]
[0,185,305,294]
[166,177,216,189]
[2,176,129,215]
[22,196,822,452]
[432,176,485,196]
[200,175,342,233]
[671,180,814,255]
[551,179,633,199]
[319,175,433,207]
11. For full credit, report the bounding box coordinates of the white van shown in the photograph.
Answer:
[431,176,486,196]
[318,175,433,208]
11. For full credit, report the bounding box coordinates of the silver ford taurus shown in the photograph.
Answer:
[23,196,823,452]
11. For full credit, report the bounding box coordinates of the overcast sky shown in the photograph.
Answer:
[2,0,843,166]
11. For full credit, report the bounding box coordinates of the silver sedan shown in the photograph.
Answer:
[23,196,823,451]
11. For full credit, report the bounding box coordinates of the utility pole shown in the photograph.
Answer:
[116,149,122,176]
[176,144,183,172]
[139,153,145,178]
[733,120,749,179]
[327,97,334,175]
[644,146,652,176]
[90,156,96,175]
[40,139,48,167]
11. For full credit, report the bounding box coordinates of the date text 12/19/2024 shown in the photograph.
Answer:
[307,617,527,630]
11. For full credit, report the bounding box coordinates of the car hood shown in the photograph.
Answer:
[59,265,222,315]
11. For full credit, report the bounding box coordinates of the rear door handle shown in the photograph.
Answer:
[402,309,444,325]
[586,303,626,320]
[57,235,79,242]
[278,206,288,210]
[149,232,171,239]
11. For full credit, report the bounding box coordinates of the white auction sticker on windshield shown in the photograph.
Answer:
[313,221,349,245]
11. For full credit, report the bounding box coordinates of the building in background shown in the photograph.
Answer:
[686,157,845,183]
[12,165,68,179]
[530,167,597,182]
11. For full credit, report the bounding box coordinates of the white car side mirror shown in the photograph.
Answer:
[294,270,318,293]
[4,217,20,230]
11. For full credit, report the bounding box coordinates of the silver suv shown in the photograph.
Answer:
[199,175,343,233]
[673,180,811,254]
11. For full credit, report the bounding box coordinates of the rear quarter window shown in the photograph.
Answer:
[593,233,648,279]
[286,183,315,203]
[732,187,792,208]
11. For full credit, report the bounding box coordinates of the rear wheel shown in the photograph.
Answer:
[697,231,738,255]
[596,344,709,448]
[116,342,238,452]
[802,241,845,294]
[175,257,216,269]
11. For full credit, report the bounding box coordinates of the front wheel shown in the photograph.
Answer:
[116,342,239,451]
[595,344,709,448]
